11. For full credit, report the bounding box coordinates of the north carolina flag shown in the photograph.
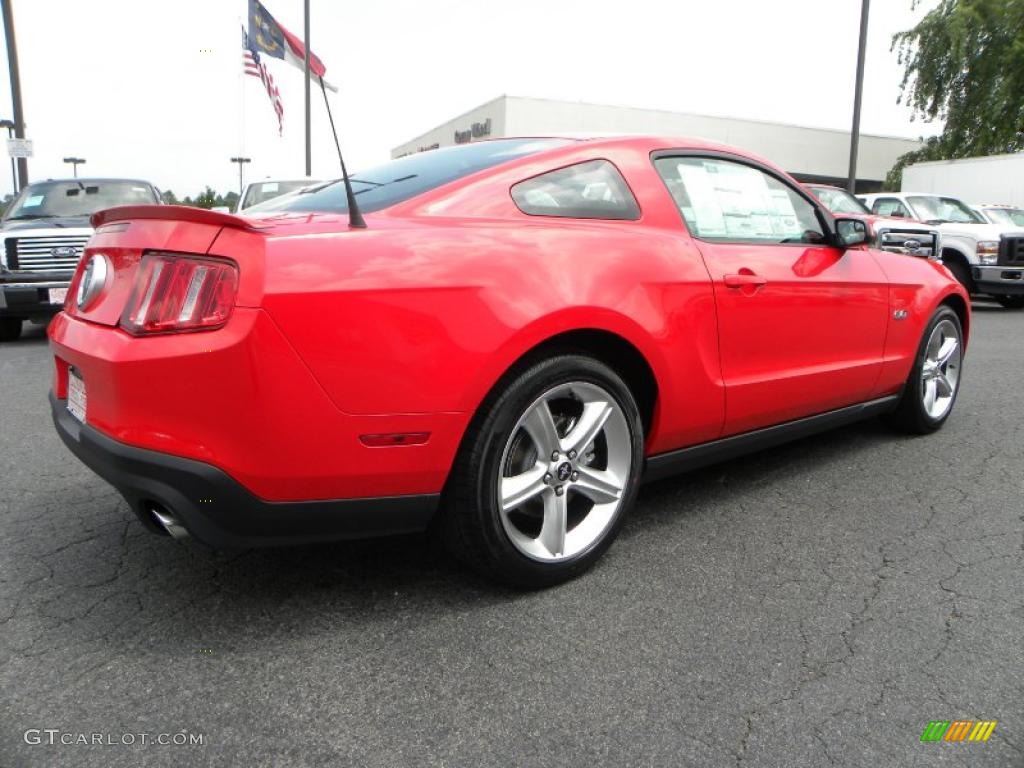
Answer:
[248,0,338,92]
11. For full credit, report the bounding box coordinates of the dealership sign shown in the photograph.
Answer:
[6,138,33,158]
[454,119,492,144]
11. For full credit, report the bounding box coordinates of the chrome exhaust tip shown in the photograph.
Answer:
[148,504,189,541]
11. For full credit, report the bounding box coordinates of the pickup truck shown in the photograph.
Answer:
[859,191,1024,309]
[235,179,320,213]
[969,203,1024,228]
[806,184,941,260]
[0,178,162,340]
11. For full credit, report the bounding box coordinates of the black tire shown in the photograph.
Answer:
[887,306,963,434]
[996,295,1024,310]
[0,317,22,342]
[442,354,644,588]
[943,258,974,294]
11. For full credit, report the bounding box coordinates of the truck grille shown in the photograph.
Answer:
[5,234,90,273]
[999,236,1024,266]
[876,228,938,259]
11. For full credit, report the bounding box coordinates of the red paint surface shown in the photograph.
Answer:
[50,137,968,502]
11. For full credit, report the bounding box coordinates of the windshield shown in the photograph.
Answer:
[240,180,317,209]
[3,180,159,221]
[907,195,984,224]
[808,185,870,214]
[249,138,572,216]
[983,207,1024,227]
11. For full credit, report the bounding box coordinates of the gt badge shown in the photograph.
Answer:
[894,309,909,320]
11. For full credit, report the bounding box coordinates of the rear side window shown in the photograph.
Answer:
[511,160,640,220]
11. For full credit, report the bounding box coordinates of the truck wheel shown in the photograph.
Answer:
[0,318,22,342]
[887,306,963,434]
[442,354,644,588]
[943,259,974,294]
[996,295,1024,310]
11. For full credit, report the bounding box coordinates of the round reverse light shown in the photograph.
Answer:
[77,253,109,310]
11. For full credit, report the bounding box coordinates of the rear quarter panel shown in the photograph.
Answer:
[255,215,724,454]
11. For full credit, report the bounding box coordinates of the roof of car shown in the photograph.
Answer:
[515,134,797,175]
[895,192,963,198]
[248,179,320,185]
[35,177,156,186]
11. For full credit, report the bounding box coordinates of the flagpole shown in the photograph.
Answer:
[238,18,246,199]
[303,0,311,176]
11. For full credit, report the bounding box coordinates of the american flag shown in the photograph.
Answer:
[243,28,283,135]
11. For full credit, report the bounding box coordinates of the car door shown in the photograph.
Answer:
[653,154,890,436]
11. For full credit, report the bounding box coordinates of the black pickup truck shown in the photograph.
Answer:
[0,178,161,340]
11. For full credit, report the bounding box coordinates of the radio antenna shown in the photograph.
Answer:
[319,76,365,229]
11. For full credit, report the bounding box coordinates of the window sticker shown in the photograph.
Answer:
[676,161,802,240]
[22,195,44,207]
[676,163,727,237]
[261,182,279,193]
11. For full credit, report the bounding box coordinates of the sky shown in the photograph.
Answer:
[0,0,941,198]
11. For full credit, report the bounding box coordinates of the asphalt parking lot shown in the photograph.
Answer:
[1,305,1022,768]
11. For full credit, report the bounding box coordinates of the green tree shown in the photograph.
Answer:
[887,0,1024,187]
[161,189,179,205]
[194,185,218,209]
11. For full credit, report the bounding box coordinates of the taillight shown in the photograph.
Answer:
[120,252,238,335]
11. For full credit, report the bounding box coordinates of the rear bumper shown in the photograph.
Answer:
[0,273,70,318]
[974,265,1024,295]
[48,308,467,501]
[50,392,439,547]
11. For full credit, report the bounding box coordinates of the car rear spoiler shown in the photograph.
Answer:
[91,205,266,231]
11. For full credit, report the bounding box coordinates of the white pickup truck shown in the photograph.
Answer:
[234,179,321,213]
[0,178,162,340]
[859,191,1024,309]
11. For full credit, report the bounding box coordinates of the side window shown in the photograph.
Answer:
[511,160,640,220]
[872,197,909,218]
[654,156,825,244]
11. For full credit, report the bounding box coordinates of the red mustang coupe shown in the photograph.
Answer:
[49,137,969,586]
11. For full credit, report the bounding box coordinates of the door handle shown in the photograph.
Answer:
[723,273,767,288]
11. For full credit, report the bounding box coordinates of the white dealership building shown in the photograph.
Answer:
[392,95,922,192]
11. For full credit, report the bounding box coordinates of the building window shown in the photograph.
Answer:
[511,160,640,220]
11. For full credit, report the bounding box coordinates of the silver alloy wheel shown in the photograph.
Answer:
[921,318,961,420]
[497,381,632,562]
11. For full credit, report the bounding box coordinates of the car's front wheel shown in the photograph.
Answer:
[888,306,963,434]
[443,355,644,587]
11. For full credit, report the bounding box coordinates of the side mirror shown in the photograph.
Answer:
[835,217,868,248]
